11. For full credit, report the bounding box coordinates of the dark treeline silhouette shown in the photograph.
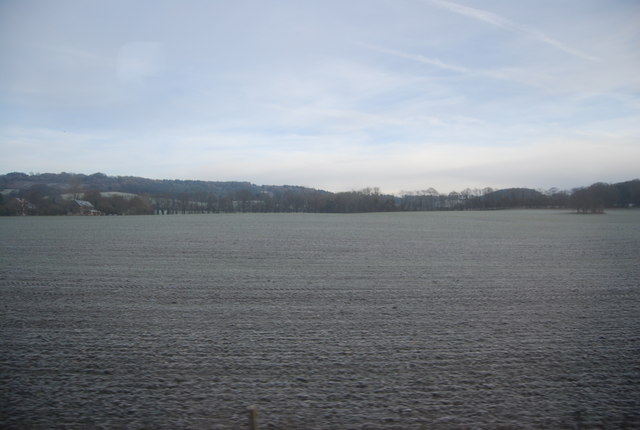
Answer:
[1,172,638,215]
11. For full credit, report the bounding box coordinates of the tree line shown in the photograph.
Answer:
[0,172,638,216]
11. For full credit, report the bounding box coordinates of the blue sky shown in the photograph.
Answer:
[1,0,638,194]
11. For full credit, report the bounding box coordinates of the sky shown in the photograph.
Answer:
[1,0,639,194]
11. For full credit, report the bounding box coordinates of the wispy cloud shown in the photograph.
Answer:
[427,0,600,62]
[360,43,470,74]
[361,43,552,90]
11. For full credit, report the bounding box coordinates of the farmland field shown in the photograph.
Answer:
[1,210,639,429]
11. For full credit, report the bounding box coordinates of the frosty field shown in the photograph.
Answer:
[1,210,639,429]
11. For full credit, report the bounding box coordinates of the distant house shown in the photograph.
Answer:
[72,200,101,215]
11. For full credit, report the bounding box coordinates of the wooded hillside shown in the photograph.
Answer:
[1,172,638,215]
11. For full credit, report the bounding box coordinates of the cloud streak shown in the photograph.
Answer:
[361,43,555,92]
[428,0,600,62]
[360,43,470,74]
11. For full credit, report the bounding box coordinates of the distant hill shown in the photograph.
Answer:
[0,171,326,198]
[1,171,638,215]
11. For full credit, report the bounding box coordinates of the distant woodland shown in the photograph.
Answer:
[1,172,638,216]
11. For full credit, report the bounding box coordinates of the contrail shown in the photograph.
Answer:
[360,42,547,89]
[363,43,471,74]
[427,0,600,62]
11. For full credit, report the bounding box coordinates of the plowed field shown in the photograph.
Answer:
[2,211,639,429]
